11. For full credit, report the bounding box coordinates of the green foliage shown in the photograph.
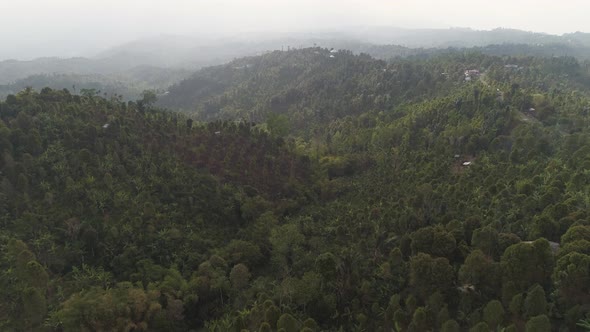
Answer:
[230,263,251,290]
[552,252,590,308]
[259,322,272,332]
[441,319,461,332]
[22,287,47,328]
[2,48,590,331]
[140,89,158,108]
[277,313,300,332]
[264,304,281,327]
[409,307,428,331]
[219,240,263,267]
[504,325,518,332]
[483,300,504,328]
[469,321,490,332]
[459,249,500,299]
[410,225,456,258]
[500,239,554,294]
[51,284,164,331]
[524,284,547,318]
[525,314,551,332]
[577,318,590,331]
[266,113,290,137]
[410,253,454,301]
[562,225,590,244]
[509,293,524,317]
[302,318,318,331]
[471,226,498,258]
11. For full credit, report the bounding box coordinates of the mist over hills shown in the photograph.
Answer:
[1,27,590,102]
[0,64,191,101]
[2,26,590,85]
[61,27,590,69]
[346,26,590,47]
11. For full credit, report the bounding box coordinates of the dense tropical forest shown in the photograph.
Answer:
[2,46,590,332]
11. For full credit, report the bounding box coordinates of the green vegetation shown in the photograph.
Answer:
[0,68,189,101]
[2,47,590,331]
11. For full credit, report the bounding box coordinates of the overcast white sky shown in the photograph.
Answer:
[2,0,589,60]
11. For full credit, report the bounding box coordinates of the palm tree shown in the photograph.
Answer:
[577,318,590,331]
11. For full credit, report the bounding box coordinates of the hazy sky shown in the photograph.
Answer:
[2,0,590,60]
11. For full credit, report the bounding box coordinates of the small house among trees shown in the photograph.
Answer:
[465,69,480,81]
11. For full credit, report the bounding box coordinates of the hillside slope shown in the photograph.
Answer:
[3,48,590,331]
[0,88,313,331]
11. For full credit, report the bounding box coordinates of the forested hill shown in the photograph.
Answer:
[160,48,590,131]
[0,66,191,101]
[159,48,468,122]
[0,88,314,331]
[3,48,590,331]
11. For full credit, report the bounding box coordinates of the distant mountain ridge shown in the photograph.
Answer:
[89,28,590,69]
[2,26,589,100]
